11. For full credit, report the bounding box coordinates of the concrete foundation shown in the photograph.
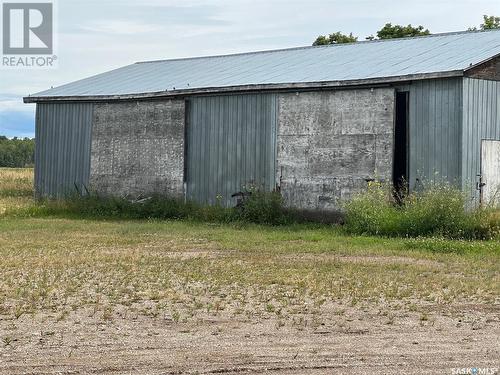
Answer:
[90,100,185,198]
[276,89,394,210]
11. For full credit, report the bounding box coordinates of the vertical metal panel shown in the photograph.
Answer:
[462,78,500,205]
[186,93,277,207]
[408,77,463,190]
[35,103,93,198]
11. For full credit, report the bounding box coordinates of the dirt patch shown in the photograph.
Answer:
[0,302,498,375]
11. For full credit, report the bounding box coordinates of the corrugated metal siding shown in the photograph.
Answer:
[29,29,500,99]
[186,94,277,207]
[408,78,463,190]
[35,103,93,198]
[462,78,500,205]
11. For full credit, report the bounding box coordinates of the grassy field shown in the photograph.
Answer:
[0,168,499,374]
[0,168,33,216]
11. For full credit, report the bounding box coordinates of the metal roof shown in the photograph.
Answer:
[25,29,500,102]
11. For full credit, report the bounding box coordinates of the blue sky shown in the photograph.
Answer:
[1,0,500,138]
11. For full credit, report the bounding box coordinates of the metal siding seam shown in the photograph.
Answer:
[445,79,450,182]
[187,99,193,201]
[463,79,470,194]
[473,79,480,200]
[225,96,232,205]
[45,104,52,196]
[457,78,463,186]
[218,96,225,203]
[198,97,204,203]
[241,96,248,189]
[208,96,215,204]
[211,96,217,204]
[235,95,242,192]
[430,80,436,183]
[34,105,41,196]
[85,103,93,189]
[218,97,226,203]
[248,95,255,184]
[194,98,201,202]
[43,104,49,196]
[447,79,452,182]
[49,104,56,197]
[272,94,278,190]
[69,104,76,191]
[54,105,61,197]
[467,79,474,193]
[199,97,207,204]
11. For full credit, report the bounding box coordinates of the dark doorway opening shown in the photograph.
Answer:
[393,91,409,201]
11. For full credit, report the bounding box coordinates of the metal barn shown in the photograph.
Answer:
[25,30,500,209]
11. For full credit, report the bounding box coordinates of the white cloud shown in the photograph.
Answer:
[0,97,34,114]
[80,19,165,35]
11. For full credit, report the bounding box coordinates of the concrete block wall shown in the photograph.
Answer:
[90,100,185,198]
[276,89,394,210]
[86,89,395,209]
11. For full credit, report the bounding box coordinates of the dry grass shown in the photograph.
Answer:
[0,219,499,323]
[0,168,499,323]
[0,168,33,197]
[0,168,33,215]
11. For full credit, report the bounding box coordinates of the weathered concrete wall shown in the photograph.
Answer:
[277,89,394,210]
[90,100,185,198]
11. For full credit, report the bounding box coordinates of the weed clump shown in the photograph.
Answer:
[343,183,498,240]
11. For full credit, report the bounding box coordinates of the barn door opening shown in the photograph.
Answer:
[481,140,500,207]
[393,91,409,200]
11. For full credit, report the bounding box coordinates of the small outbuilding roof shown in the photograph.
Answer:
[25,29,500,102]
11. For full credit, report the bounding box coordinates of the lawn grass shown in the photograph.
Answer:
[0,168,499,323]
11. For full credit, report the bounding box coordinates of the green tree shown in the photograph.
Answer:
[469,15,500,31]
[478,15,500,30]
[375,23,430,39]
[313,23,432,45]
[313,32,358,46]
[0,136,35,168]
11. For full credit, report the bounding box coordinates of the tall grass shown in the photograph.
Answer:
[1,168,499,239]
[343,183,499,240]
[0,168,33,197]
[19,190,294,226]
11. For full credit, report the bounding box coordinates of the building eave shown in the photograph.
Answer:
[23,70,464,103]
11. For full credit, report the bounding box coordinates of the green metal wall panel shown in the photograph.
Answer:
[35,103,93,198]
[186,94,277,206]
[408,78,463,191]
[462,78,500,205]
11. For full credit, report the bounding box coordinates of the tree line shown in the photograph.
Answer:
[0,136,35,168]
[313,15,500,45]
